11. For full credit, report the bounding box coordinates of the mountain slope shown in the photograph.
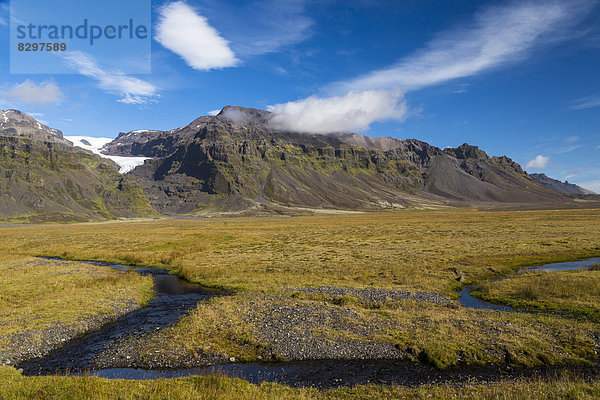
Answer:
[103,106,578,215]
[530,173,595,195]
[0,110,157,223]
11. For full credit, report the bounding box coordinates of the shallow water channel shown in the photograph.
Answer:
[19,256,600,388]
[20,258,223,375]
[458,257,600,311]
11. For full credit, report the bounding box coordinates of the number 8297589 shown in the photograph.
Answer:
[17,43,67,52]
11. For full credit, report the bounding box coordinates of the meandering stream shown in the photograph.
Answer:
[20,258,224,375]
[458,257,600,311]
[18,256,600,388]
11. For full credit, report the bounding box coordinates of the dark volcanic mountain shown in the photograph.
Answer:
[0,110,157,223]
[530,173,595,195]
[102,106,584,215]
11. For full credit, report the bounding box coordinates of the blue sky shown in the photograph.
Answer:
[0,0,599,191]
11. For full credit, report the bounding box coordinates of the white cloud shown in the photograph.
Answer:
[5,80,64,105]
[268,90,407,134]
[268,1,592,135]
[207,109,221,116]
[156,1,238,70]
[525,155,550,169]
[332,1,589,93]
[63,51,159,105]
[569,94,600,110]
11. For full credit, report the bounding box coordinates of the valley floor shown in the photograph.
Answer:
[1,208,600,398]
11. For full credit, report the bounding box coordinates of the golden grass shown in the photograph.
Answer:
[1,366,600,400]
[0,208,599,297]
[475,269,600,321]
[1,208,600,396]
[0,258,154,339]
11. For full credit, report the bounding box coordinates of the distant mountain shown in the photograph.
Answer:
[1,109,71,145]
[101,106,582,215]
[2,107,595,222]
[530,173,595,195]
[0,110,157,223]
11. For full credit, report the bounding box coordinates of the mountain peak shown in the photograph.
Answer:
[444,143,489,160]
[0,109,71,145]
[216,106,272,125]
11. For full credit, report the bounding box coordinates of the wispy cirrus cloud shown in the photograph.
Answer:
[227,0,313,57]
[156,1,238,71]
[526,155,550,169]
[569,93,600,110]
[4,80,64,106]
[332,1,592,94]
[188,0,313,58]
[271,1,594,134]
[573,180,600,193]
[63,52,159,105]
[0,2,7,27]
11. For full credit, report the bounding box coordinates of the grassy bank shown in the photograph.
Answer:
[2,366,600,399]
[474,269,600,321]
[0,257,154,342]
[134,293,598,369]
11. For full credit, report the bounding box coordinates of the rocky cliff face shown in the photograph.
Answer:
[104,106,574,215]
[0,111,157,223]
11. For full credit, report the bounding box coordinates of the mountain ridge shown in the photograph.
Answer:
[1,106,596,222]
[530,173,595,195]
[0,110,158,223]
[101,106,594,215]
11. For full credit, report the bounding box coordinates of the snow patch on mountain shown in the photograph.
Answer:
[66,136,151,173]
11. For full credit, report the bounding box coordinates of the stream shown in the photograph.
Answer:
[458,257,600,311]
[18,256,600,388]
[20,258,224,375]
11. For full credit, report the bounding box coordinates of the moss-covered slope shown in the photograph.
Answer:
[0,136,157,223]
[112,106,575,215]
